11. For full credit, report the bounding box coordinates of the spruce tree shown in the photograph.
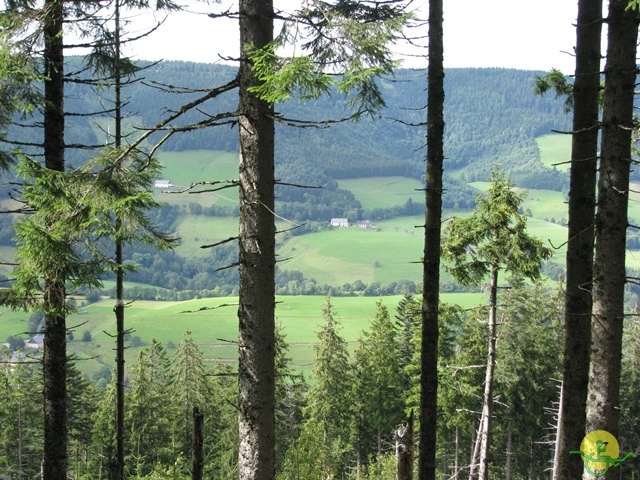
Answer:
[442,169,551,480]
[168,331,212,458]
[304,297,354,476]
[353,301,404,465]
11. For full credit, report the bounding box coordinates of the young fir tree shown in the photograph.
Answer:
[274,325,307,470]
[395,292,421,388]
[495,281,563,479]
[352,301,404,467]
[304,297,355,476]
[441,169,551,480]
[0,360,44,479]
[168,331,213,462]
[125,340,174,476]
[66,360,100,479]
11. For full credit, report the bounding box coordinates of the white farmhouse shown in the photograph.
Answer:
[154,180,174,189]
[330,218,349,228]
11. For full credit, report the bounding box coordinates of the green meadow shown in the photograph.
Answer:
[153,150,239,211]
[537,133,571,172]
[337,177,424,210]
[0,293,485,377]
[8,137,640,377]
[174,215,239,257]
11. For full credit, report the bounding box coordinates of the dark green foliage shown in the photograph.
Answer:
[304,298,355,474]
[0,361,44,479]
[6,335,24,351]
[534,68,574,112]
[0,21,41,170]
[494,281,563,478]
[620,309,640,472]
[275,326,308,470]
[2,156,106,313]
[395,293,421,380]
[442,169,552,287]
[352,301,405,463]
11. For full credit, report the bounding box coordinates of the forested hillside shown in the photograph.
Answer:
[12,59,571,194]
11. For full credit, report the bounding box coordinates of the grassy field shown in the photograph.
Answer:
[6,139,640,378]
[537,133,571,172]
[154,150,239,211]
[174,215,240,257]
[156,150,239,188]
[337,177,424,210]
[1,293,485,377]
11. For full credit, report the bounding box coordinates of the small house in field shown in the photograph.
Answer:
[330,218,349,228]
[154,180,174,189]
[27,334,44,349]
[358,220,374,229]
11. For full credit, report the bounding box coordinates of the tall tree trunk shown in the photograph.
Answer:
[454,425,459,480]
[191,407,204,480]
[42,0,67,477]
[529,439,537,480]
[553,1,602,478]
[472,266,498,480]
[237,0,276,478]
[114,3,125,478]
[587,2,639,479]
[396,411,414,480]
[115,229,125,480]
[505,427,512,480]
[419,0,444,478]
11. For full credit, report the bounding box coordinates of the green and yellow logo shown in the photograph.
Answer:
[570,430,636,477]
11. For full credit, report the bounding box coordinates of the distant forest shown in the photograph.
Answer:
[10,59,572,198]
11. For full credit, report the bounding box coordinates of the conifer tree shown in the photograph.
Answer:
[420,0,444,477]
[126,340,174,476]
[353,301,404,466]
[235,4,409,476]
[395,293,421,382]
[168,331,212,458]
[304,297,354,476]
[497,281,563,478]
[442,169,551,480]
[587,4,639,479]
[275,325,307,470]
[551,1,603,476]
[0,361,44,478]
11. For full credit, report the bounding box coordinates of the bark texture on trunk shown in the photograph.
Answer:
[191,407,204,480]
[237,0,276,478]
[115,240,125,480]
[470,267,498,480]
[419,0,444,478]
[396,411,414,480]
[586,2,639,479]
[553,1,602,478]
[43,0,67,477]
